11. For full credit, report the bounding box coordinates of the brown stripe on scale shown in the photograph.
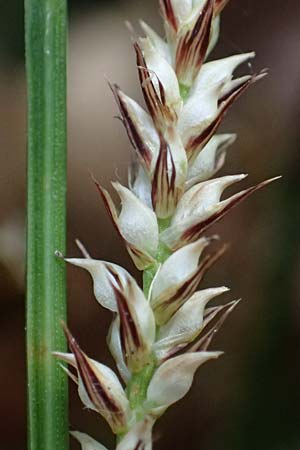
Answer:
[203,301,236,326]
[92,176,155,270]
[159,0,179,33]
[181,178,277,245]
[186,74,261,161]
[109,82,152,170]
[151,134,177,218]
[134,42,164,127]
[175,0,214,84]
[135,42,179,129]
[218,72,265,105]
[214,0,230,16]
[113,283,143,363]
[106,265,124,291]
[62,325,122,416]
[189,300,240,352]
[161,300,239,360]
[82,360,121,414]
[126,245,155,271]
[92,178,122,238]
[154,245,228,324]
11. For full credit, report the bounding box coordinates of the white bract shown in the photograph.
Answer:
[145,352,223,415]
[98,181,159,269]
[64,258,155,372]
[161,174,247,249]
[55,328,131,434]
[154,287,229,360]
[64,258,128,311]
[186,134,237,188]
[151,237,209,302]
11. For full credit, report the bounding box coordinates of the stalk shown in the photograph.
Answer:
[143,218,172,298]
[25,1,68,449]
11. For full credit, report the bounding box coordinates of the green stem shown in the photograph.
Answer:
[127,361,156,413]
[143,218,172,298]
[25,1,68,449]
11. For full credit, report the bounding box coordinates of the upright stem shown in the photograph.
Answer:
[25,1,68,449]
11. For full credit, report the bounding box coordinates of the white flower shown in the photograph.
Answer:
[161,175,280,249]
[64,258,126,311]
[135,41,181,131]
[111,84,160,172]
[134,35,262,164]
[154,287,229,360]
[145,351,222,415]
[192,52,255,94]
[179,56,262,161]
[106,274,155,372]
[55,326,131,434]
[64,258,155,372]
[151,129,187,218]
[186,134,237,188]
[94,179,159,269]
[113,83,188,217]
[173,0,215,86]
[150,237,222,325]
[141,37,182,125]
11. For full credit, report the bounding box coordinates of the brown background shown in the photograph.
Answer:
[0,0,300,449]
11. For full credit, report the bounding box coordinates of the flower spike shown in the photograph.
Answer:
[54,1,279,448]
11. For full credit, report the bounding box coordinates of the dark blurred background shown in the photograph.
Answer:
[1,0,300,449]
